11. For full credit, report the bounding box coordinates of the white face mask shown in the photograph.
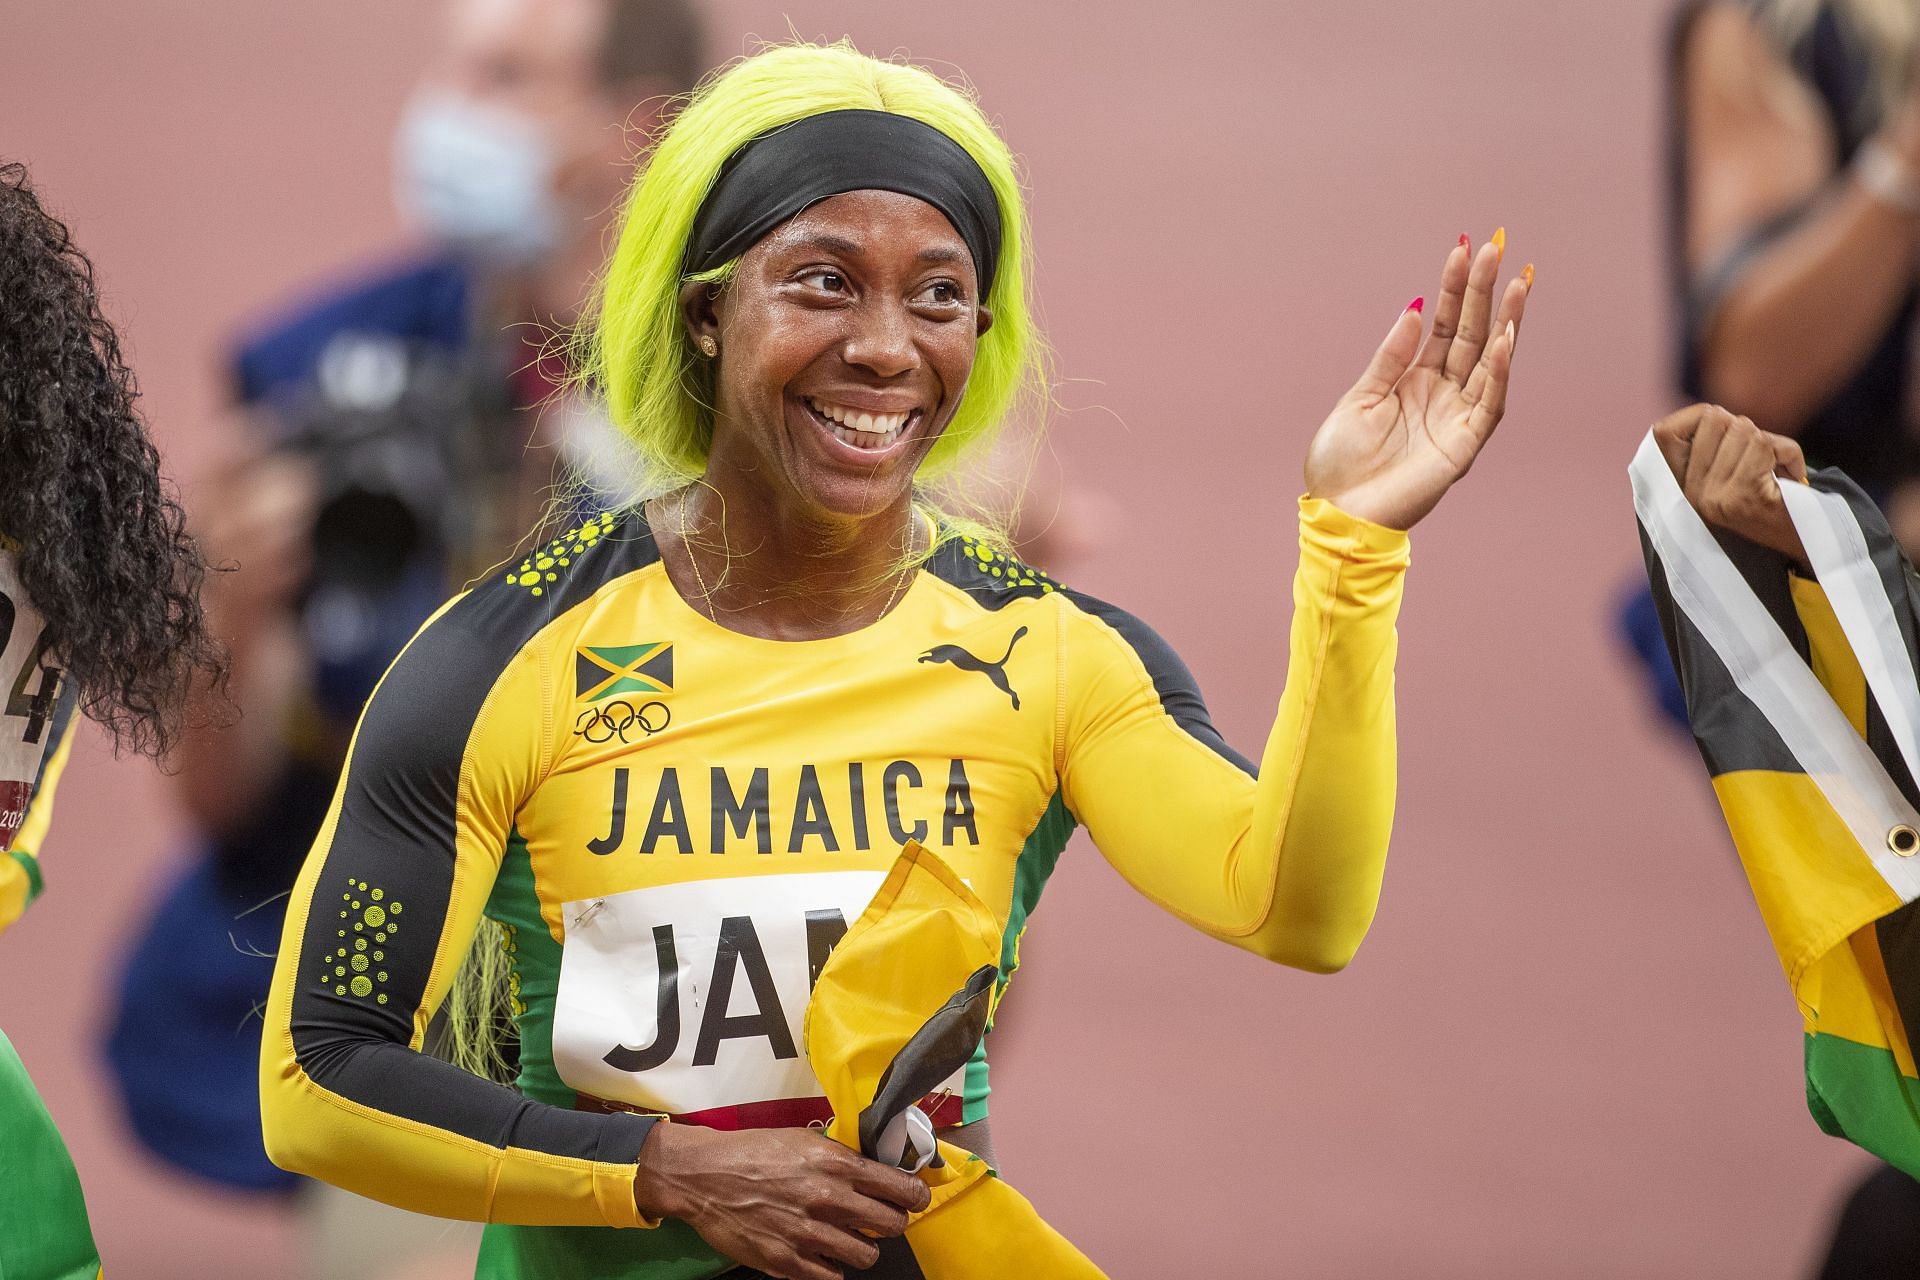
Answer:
[393,89,563,265]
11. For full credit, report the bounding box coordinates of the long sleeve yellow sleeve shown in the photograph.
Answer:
[1059,497,1408,971]
[259,591,657,1227]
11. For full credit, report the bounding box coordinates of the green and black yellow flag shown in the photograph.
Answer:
[1633,433,1920,1174]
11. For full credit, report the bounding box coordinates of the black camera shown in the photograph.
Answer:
[270,333,516,717]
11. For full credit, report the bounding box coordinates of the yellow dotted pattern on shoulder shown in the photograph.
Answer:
[505,511,617,598]
[956,535,1060,594]
[500,923,527,1020]
[322,876,403,1005]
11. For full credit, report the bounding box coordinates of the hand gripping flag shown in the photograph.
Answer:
[804,841,1107,1277]
[1631,432,1920,1174]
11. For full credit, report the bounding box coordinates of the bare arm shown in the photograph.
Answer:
[1685,3,1920,432]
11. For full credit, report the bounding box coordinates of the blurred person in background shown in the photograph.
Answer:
[1620,1,1920,1273]
[98,0,706,1273]
[1627,0,1920,721]
[0,159,225,1280]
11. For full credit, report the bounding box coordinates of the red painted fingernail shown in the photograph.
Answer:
[1458,233,1470,248]
[1404,296,1424,315]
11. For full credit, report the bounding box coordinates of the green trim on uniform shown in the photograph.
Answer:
[961,1039,991,1127]
[478,1217,727,1280]
[963,792,1076,1125]
[0,1031,102,1280]
[7,849,43,905]
[485,829,568,1108]
[475,834,732,1279]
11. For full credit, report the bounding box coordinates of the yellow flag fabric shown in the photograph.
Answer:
[806,841,1106,1277]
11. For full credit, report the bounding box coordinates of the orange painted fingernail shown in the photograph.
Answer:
[1522,263,1535,289]
[1405,296,1424,315]
[1491,227,1507,256]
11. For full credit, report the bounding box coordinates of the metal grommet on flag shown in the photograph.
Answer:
[1890,826,1920,857]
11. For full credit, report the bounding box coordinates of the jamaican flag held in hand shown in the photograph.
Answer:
[804,841,1106,1278]
[1631,432,1920,1174]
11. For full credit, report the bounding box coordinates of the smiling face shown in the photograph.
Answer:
[684,189,993,524]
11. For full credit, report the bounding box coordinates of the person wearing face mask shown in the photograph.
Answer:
[98,0,706,1271]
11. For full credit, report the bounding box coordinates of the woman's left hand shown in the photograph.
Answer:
[1304,234,1530,530]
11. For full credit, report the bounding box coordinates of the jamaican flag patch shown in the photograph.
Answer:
[575,643,673,702]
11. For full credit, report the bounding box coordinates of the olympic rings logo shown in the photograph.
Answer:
[573,699,670,744]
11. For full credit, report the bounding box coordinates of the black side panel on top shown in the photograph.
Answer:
[1062,587,1256,778]
[922,531,1060,608]
[285,511,661,1167]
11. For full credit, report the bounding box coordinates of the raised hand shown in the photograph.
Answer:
[1652,402,1809,564]
[1303,232,1531,530]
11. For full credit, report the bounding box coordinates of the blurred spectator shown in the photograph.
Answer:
[1674,0,1920,495]
[101,0,704,1272]
[1626,2,1920,1274]
[1625,0,1920,725]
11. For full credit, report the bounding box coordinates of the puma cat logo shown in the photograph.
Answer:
[919,627,1028,709]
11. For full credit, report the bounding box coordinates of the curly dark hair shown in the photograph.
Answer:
[0,161,225,757]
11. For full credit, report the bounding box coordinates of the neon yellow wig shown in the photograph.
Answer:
[588,41,1042,500]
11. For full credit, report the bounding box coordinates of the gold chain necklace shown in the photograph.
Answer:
[669,493,924,628]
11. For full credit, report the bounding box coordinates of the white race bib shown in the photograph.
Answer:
[0,551,62,853]
[552,870,903,1115]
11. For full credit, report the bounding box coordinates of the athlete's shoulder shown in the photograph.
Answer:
[1045,576,1178,678]
[918,525,1173,646]
[1040,572,1256,775]
[464,509,663,641]
[922,529,1065,610]
[356,510,664,771]
[389,510,663,692]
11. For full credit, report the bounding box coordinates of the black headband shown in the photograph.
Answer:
[685,108,1002,295]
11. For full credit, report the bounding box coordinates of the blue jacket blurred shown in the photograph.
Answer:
[108,253,485,1192]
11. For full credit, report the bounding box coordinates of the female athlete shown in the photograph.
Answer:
[0,160,225,1280]
[260,41,1531,1280]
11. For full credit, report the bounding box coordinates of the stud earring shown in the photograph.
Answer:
[697,335,718,358]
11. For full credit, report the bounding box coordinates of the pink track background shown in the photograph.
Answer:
[0,1,1870,1275]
